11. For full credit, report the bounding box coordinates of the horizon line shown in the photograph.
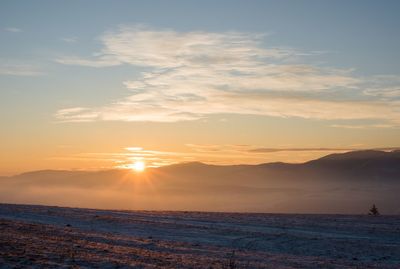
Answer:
[3,148,399,177]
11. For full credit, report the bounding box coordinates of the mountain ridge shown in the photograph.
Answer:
[1,150,399,213]
[6,149,400,177]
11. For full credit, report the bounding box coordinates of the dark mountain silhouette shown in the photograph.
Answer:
[0,150,399,214]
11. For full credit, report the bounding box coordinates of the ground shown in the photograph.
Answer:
[0,204,399,268]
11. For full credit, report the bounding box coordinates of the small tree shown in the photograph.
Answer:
[369,204,380,216]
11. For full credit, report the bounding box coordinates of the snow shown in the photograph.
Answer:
[0,203,399,268]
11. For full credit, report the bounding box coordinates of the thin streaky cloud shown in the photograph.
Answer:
[186,144,400,154]
[4,27,22,33]
[0,63,44,76]
[330,124,398,129]
[249,147,356,153]
[61,37,78,43]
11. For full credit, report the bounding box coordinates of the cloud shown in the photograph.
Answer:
[330,124,397,129]
[185,144,251,153]
[4,27,22,33]
[55,107,98,122]
[61,37,78,43]
[56,56,120,67]
[363,75,400,100]
[50,147,196,169]
[186,144,400,154]
[55,25,400,126]
[0,63,44,76]
[248,147,354,153]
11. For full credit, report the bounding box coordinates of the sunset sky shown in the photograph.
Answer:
[1,0,399,175]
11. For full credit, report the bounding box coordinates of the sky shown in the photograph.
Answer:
[1,0,400,175]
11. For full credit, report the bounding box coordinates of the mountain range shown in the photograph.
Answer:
[1,150,399,214]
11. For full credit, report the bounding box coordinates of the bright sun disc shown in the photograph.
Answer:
[131,161,145,172]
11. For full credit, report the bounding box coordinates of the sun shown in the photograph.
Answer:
[131,161,146,172]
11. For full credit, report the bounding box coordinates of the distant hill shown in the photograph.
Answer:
[0,150,399,214]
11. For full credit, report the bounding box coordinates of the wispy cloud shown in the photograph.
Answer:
[186,144,400,154]
[248,147,354,153]
[55,107,98,122]
[185,144,252,153]
[363,75,400,100]
[4,27,22,33]
[0,63,44,76]
[61,37,78,43]
[55,25,400,126]
[330,124,397,129]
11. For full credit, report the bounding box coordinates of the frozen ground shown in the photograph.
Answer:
[0,203,399,268]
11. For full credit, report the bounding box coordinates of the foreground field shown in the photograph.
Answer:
[0,204,399,268]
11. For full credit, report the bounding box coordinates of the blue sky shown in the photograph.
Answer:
[2,0,400,73]
[1,0,400,173]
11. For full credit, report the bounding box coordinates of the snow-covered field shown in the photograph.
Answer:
[0,203,399,268]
